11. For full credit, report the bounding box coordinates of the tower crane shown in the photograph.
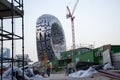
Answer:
[66,0,79,51]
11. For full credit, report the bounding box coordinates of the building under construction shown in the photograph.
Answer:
[36,14,66,62]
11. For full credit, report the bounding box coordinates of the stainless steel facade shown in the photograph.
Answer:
[36,14,66,61]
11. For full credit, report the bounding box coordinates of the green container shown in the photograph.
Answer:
[111,45,120,53]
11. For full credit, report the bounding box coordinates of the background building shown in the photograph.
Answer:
[0,48,10,58]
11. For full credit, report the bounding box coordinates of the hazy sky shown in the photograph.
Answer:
[22,0,120,62]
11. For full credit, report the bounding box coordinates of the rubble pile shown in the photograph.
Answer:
[68,62,113,77]
[0,63,48,80]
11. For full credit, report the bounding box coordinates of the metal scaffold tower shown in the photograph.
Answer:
[0,0,24,80]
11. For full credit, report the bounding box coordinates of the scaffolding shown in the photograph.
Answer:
[0,0,24,80]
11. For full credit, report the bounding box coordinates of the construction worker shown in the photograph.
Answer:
[46,61,51,77]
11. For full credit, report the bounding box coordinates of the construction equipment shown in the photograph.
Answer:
[66,0,79,51]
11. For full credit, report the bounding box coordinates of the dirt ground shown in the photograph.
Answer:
[48,73,118,80]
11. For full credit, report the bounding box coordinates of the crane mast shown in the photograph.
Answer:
[66,0,79,51]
